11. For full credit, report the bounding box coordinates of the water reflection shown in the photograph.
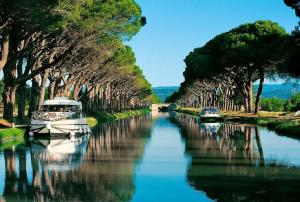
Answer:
[0,115,152,202]
[1,113,300,201]
[170,113,300,202]
[30,134,90,171]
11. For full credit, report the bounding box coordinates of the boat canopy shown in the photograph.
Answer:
[42,97,81,106]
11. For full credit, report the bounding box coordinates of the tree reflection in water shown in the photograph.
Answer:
[0,114,152,202]
[170,112,300,202]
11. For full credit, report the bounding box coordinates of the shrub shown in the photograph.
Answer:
[260,98,286,112]
[286,93,300,112]
[0,128,25,149]
[86,117,98,128]
[0,128,24,139]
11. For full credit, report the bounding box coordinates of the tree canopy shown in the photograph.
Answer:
[170,21,290,113]
[0,0,153,120]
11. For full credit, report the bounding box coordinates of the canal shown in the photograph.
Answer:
[1,112,300,201]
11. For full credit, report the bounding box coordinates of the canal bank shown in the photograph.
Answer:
[0,108,151,148]
[174,108,300,137]
[87,108,151,128]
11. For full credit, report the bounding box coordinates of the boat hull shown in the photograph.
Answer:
[199,114,221,118]
[30,118,91,136]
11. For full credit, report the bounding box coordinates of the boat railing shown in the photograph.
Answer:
[32,111,84,121]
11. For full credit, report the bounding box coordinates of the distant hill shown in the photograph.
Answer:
[254,83,300,99]
[152,86,179,102]
[153,83,300,102]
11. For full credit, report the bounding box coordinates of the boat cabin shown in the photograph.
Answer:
[33,97,83,121]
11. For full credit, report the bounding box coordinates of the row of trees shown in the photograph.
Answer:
[1,115,153,201]
[167,1,300,113]
[0,0,154,121]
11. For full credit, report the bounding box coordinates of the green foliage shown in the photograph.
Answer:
[276,29,300,77]
[89,108,151,123]
[170,20,289,108]
[166,91,182,103]
[1,0,61,30]
[113,109,151,119]
[285,93,300,111]
[183,21,287,84]
[0,128,24,138]
[222,20,287,67]
[260,98,286,112]
[259,93,300,112]
[1,0,143,37]
[257,118,300,136]
[56,0,143,40]
[0,128,25,149]
[148,94,161,104]
[86,117,98,128]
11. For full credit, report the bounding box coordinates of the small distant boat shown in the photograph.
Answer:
[158,106,168,112]
[29,97,91,136]
[199,107,221,118]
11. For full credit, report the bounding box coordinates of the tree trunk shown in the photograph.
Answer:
[17,58,26,120]
[49,81,55,100]
[73,84,82,100]
[3,58,17,120]
[3,85,17,120]
[17,83,26,120]
[0,33,9,70]
[53,79,60,97]
[254,68,264,113]
[38,70,49,109]
[245,82,253,113]
[28,75,40,118]
[2,30,17,120]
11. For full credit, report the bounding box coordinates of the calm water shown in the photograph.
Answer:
[1,112,300,202]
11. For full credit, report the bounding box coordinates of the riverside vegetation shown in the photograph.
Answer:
[0,108,150,148]
[174,107,300,137]
[0,128,24,149]
[0,0,159,148]
[86,108,151,128]
[167,1,300,136]
[0,0,157,122]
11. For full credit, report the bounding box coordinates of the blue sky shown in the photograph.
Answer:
[127,0,299,87]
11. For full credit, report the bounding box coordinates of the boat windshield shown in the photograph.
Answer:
[201,107,219,114]
[209,108,219,114]
[41,105,80,112]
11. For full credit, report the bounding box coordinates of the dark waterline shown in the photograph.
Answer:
[1,113,300,202]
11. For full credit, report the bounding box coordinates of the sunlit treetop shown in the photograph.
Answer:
[0,0,144,41]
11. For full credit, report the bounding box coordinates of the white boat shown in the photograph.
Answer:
[199,107,221,118]
[30,97,91,136]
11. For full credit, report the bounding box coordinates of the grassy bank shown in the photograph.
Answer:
[0,128,25,149]
[257,119,300,137]
[174,108,200,116]
[174,107,300,137]
[87,108,151,128]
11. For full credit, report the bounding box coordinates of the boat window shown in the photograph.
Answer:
[41,105,80,112]
[210,108,218,113]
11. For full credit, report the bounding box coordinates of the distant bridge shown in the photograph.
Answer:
[151,103,171,111]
